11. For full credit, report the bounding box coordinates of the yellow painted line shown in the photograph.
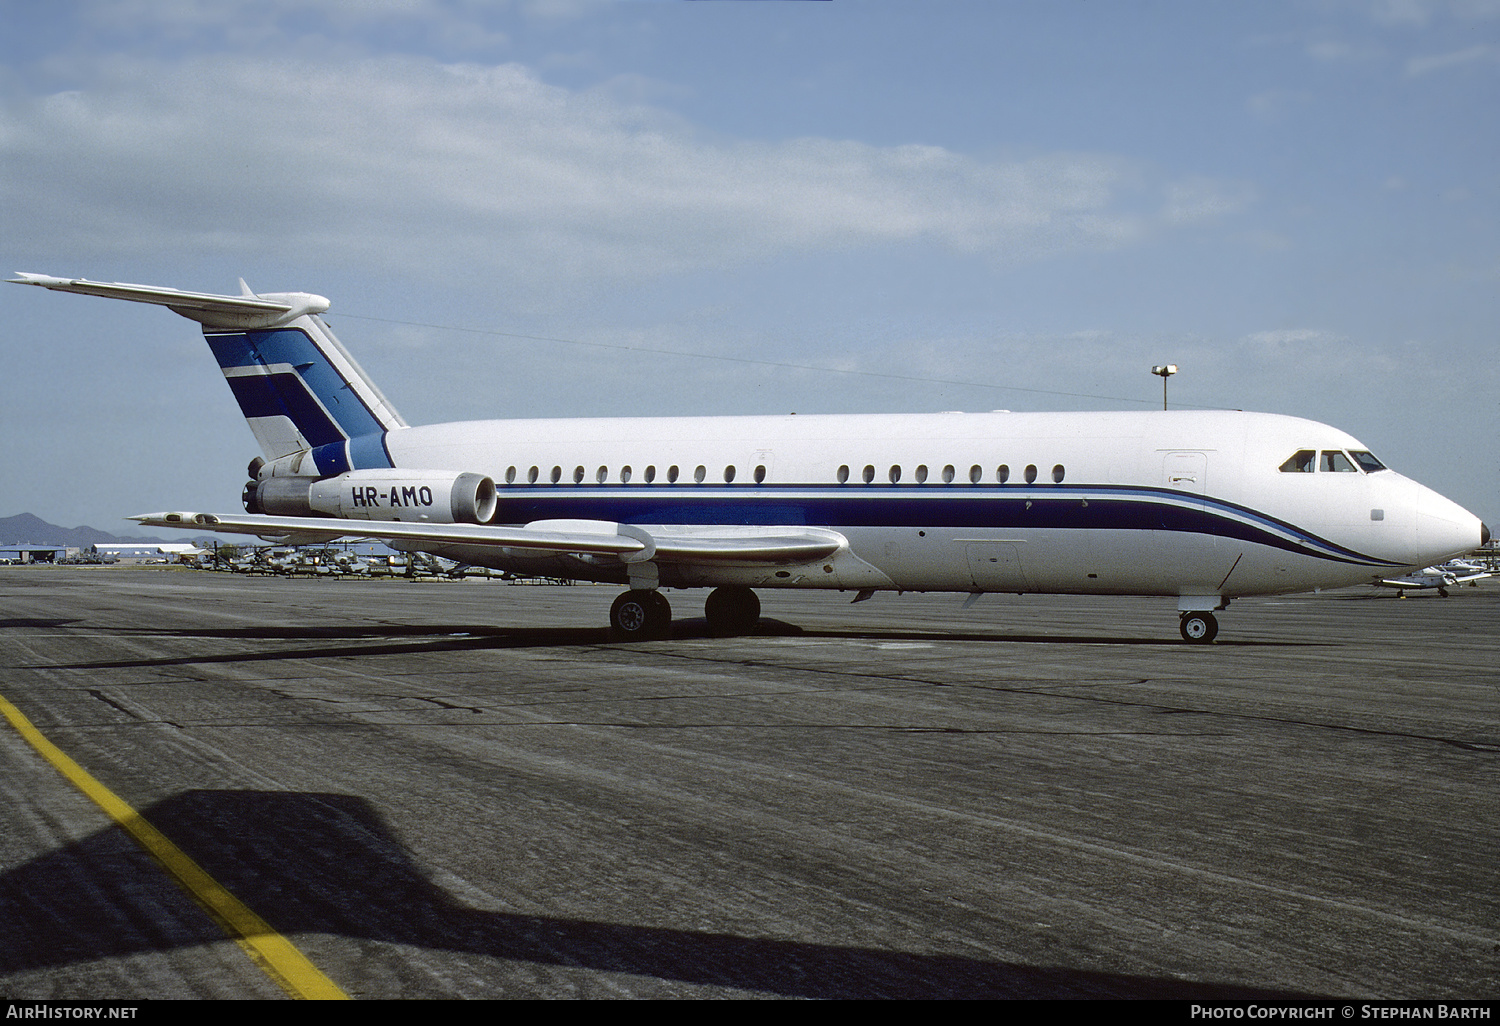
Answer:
[0,694,348,1000]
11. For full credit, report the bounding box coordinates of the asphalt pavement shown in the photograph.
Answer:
[1,567,1495,999]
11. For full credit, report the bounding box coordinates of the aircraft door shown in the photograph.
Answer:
[1163,451,1208,494]
[1157,450,1222,589]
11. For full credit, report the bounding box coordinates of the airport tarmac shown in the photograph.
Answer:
[0,566,1494,999]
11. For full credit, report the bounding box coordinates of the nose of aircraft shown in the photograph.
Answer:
[1415,484,1486,566]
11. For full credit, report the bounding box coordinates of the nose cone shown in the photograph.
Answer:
[1415,485,1486,566]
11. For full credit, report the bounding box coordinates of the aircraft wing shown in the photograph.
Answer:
[129,512,845,564]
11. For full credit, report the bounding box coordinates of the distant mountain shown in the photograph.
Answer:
[0,512,180,548]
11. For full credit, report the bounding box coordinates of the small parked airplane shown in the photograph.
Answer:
[11,272,1488,642]
[1378,559,1493,598]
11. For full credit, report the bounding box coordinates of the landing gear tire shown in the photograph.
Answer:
[704,586,761,635]
[1179,611,1218,644]
[611,589,671,639]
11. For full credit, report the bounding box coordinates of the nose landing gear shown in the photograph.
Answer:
[1179,611,1219,644]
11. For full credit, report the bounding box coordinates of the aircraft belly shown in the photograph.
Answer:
[378,487,1413,598]
[964,541,1030,592]
[391,541,626,584]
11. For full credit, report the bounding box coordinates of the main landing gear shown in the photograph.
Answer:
[609,589,671,639]
[1179,611,1219,644]
[608,586,763,639]
[704,586,760,636]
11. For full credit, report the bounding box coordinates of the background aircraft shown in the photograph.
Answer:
[1378,559,1493,598]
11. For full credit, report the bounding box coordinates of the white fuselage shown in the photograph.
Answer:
[368,408,1481,600]
[18,275,1484,622]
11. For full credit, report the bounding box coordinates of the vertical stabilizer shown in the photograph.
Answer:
[204,313,407,462]
[8,273,407,467]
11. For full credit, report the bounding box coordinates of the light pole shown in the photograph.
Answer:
[1152,364,1177,411]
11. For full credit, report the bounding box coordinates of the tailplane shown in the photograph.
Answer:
[9,273,406,469]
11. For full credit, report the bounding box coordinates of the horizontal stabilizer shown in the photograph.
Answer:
[129,512,845,565]
[9,273,329,329]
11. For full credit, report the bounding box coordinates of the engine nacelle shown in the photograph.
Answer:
[248,469,497,524]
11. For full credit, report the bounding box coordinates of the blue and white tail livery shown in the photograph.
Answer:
[12,271,1489,642]
[207,306,406,472]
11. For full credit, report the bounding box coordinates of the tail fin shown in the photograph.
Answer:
[9,273,406,468]
[205,313,407,464]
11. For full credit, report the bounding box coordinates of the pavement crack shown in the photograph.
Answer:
[86,688,143,720]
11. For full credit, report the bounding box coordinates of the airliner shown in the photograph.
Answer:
[11,272,1488,643]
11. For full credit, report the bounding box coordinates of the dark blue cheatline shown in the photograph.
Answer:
[489,483,1404,569]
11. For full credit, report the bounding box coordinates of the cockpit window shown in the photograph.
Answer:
[1349,450,1386,473]
[1321,450,1357,473]
[1279,450,1315,473]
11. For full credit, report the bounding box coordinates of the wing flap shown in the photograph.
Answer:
[129,512,844,564]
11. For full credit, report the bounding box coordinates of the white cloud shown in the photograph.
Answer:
[1245,328,1347,350]
[1405,44,1496,75]
[1162,178,1257,225]
[1368,0,1500,26]
[1246,88,1310,123]
[1,55,1251,292]
[1371,0,1438,25]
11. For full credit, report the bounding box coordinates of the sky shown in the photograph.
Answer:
[2,0,1497,532]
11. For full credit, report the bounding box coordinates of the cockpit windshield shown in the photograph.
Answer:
[1280,448,1386,473]
[1321,450,1356,473]
[1279,450,1315,473]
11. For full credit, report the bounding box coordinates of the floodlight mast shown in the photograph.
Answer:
[1152,364,1178,411]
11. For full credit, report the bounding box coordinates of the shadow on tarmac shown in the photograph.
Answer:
[40,617,1317,670]
[0,789,1322,1000]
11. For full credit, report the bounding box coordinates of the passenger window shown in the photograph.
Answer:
[644,465,655,483]
[668,465,680,483]
[915,465,928,484]
[1349,450,1386,473]
[596,466,608,484]
[1024,464,1038,484]
[724,465,736,483]
[969,465,982,484]
[694,465,706,484]
[550,466,562,484]
[862,465,875,485]
[889,465,901,484]
[837,465,850,484]
[528,466,539,485]
[997,465,1010,484]
[942,465,955,484]
[505,466,516,485]
[621,466,632,484]
[754,465,766,484]
[574,466,585,484]
[1052,464,1065,483]
[1321,451,1356,473]
[1279,450,1315,473]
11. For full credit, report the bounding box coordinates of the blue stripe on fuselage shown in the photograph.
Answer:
[486,484,1401,568]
